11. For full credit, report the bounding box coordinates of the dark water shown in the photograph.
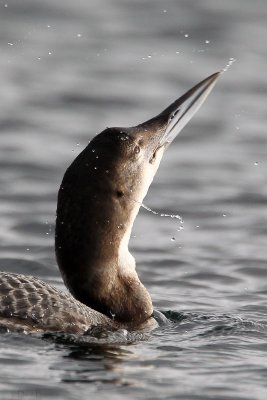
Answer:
[0,0,267,399]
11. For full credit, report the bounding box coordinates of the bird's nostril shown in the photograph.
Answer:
[169,109,179,121]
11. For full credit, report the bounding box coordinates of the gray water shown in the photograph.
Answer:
[0,0,267,399]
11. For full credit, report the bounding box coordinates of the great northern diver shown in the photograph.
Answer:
[0,72,220,334]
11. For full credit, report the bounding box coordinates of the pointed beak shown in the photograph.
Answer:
[140,72,221,147]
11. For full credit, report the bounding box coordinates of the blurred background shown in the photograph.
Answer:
[0,0,266,300]
[0,1,266,399]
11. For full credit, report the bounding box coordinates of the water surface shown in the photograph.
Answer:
[0,1,267,399]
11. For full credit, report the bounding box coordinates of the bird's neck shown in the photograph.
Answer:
[55,163,153,324]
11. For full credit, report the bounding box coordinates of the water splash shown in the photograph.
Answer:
[140,202,184,232]
[221,57,237,73]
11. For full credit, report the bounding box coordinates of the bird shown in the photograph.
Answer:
[0,72,220,334]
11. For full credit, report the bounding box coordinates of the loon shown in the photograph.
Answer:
[0,72,220,334]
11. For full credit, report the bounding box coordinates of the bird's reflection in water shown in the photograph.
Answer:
[44,330,151,387]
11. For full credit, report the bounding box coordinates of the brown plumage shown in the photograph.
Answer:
[0,73,220,334]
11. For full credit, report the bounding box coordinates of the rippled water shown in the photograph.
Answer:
[0,0,267,399]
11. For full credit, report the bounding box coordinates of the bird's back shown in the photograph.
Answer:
[0,272,114,333]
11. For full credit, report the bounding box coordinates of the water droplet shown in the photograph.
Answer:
[92,149,95,152]
[77,33,82,37]
[254,161,259,166]
[163,9,167,13]
[120,135,129,141]
[96,155,99,159]
[196,225,200,228]
[184,34,189,38]
[205,40,210,44]
[221,57,237,73]
[76,143,80,146]
[8,42,13,46]
[175,51,180,54]
[134,145,140,154]
[26,248,30,251]
[94,166,98,170]
[48,51,52,55]
[140,202,184,232]
[223,213,227,217]
[37,57,41,60]
[148,55,152,58]
[105,170,109,174]
[47,25,51,28]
